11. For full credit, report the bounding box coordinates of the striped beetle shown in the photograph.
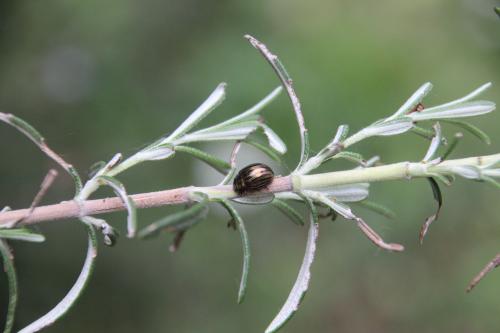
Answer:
[233,163,274,195]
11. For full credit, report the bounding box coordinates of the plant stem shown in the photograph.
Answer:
[1,153,499,227]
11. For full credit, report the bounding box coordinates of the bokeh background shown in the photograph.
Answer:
[0,1,499,332]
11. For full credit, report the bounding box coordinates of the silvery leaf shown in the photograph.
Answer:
[265,196,319,333]
[482,169,500,178]
[217,199,251,304]
[232,193,275,205]
[365,118,414,136]
[259,124,287,154]
[96,176,137,238]
[303,190,356,219]
[136,146,175,161]
[437,82,492,109]
[19,224,97,333]
[409,101,495,121]
[199,86,282,132]
[423,123,442,162]
[165,83,226,141]
[175,124,258,144]
[309,183,369,202]
[388,82,433,120]
[449,165,482,179]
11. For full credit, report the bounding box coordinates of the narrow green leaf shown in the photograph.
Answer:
[0,228,45,242]
[166,83,226,141]
[68,166,83,195]
[495,7,500,18]
[218,199,250,304]
[272,199,305,226]
[0,112,83,195]
[357,200,396,219]
[442,119,491,145]
[138,195,209,239]
[329,151,366,166]
[244,35,308,173]
[19,223,97,333]
[265,193,319,333]
[0,239,17,333]
[244,139,283,162]
[441,132,463,161]
[273,57,292,83]
[0,112,44,144]
[411,125,436,140]
[175,145,231,174]
[96,176,137,238]
[482,176,500,189]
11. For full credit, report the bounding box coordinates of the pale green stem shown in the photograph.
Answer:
[293,153,500,190]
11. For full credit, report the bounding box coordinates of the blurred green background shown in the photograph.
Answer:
[0,1,499,332]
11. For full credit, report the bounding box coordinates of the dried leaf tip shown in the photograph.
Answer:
[466,253,500,292]
[419,178,442,244]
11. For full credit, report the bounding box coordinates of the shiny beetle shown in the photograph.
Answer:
[233,163,274,195]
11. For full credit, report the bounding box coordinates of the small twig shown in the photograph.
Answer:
[13,169,58,226]
[244,35,309,170]
[220,141,242,185]
[27,169,58,215]
[466,253,500,292]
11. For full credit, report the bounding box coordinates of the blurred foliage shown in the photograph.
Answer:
[0,0,499,332]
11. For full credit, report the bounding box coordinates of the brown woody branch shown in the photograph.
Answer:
[0,176,292,227]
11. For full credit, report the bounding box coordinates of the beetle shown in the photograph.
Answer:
[233,163,274,195]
